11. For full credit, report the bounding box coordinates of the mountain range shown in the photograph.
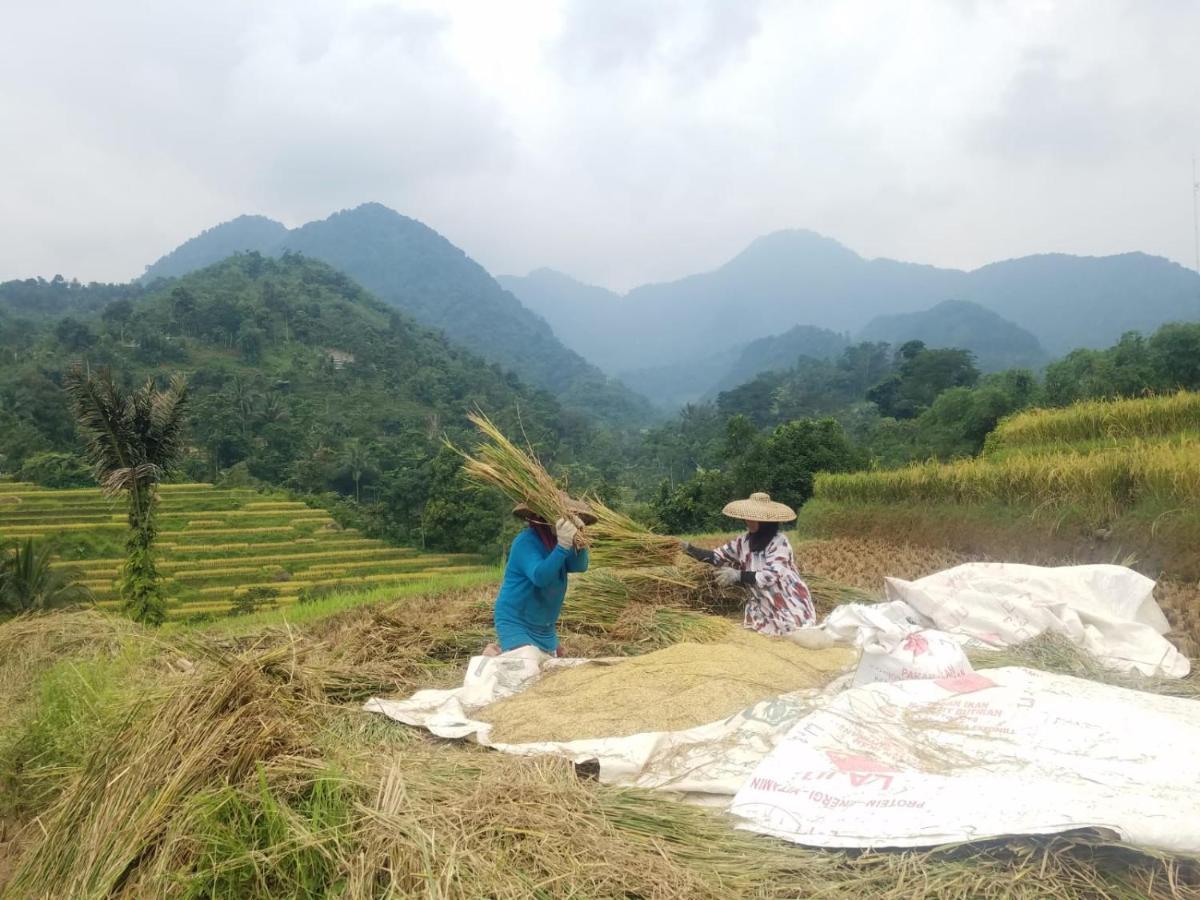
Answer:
[141,209,1200,413]
[500,230,1200,404]
[141,206,653,425]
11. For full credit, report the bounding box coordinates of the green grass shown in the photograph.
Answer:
[185,568,501,633]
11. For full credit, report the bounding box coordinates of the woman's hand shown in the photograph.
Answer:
[714,567,742,587]
[556,516,581,549]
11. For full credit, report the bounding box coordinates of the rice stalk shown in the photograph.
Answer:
[449,410,586,541]
[586,497,680,567]
[3,636,323,898]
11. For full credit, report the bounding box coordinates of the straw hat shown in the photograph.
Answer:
[721,492,796,523]
[512,496,597,526]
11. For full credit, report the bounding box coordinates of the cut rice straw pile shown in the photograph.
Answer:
[450,409,587,542]
[477,636,857,744]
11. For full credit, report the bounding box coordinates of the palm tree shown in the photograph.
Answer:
[340,439,374,504]
[0,538,92,615]
[64,366,188,626]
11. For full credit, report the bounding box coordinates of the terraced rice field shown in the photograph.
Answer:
[0,481,494,618]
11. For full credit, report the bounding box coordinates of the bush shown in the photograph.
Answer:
[17,451,93,488]
[227,586,280,617]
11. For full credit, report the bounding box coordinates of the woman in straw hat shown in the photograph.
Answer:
[484,497,595,657]
[680,492,815,635]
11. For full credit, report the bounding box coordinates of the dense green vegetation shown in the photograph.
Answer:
[4,237,1200,554]
[0,538,91,614]
[638,324,1200,531]
[0,253,630,556]
[858,299,1046,372]
[140,204,653,425]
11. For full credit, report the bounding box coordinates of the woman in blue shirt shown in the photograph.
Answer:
[486,498,594,657]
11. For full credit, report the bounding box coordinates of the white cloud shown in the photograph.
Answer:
[0,0,1197,287]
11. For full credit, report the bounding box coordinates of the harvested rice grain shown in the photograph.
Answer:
[478,636,857,744]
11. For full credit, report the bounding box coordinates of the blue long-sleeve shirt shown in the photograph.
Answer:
[493,527,589,653]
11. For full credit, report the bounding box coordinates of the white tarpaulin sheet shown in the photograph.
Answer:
[817,563,1189,678]
[365,563,1198,852]
[730,665,1200,853]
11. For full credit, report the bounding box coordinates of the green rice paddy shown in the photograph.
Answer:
[0,481,497,619]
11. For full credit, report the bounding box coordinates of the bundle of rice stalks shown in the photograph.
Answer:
[562,563,741,632]
[0,610,147,725]
[967,631,1200,700]
[586,496,679,567]
[329,744,1198,900]
[450,411,584,539]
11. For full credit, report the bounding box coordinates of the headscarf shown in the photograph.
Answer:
[747,521,779,554]
[529,519,557,551]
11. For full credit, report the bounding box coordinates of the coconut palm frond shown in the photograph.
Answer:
[142,375,190,474]
[64,366,136,486]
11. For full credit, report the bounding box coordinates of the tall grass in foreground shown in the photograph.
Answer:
[2,606,1197,898]
[989,390,1200,451]
[815,443,1200,516]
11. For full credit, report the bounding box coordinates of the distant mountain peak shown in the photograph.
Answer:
[141,214,289,283]
[733,229,862,265]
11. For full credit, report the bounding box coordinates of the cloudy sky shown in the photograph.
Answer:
[2,0,1198,289]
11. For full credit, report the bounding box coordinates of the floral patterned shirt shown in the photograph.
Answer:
[713,532,815,634]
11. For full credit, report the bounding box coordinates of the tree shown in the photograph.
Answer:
[0,538,92,615]
[733,418,866,513]
[340,438,375,503]
[54,317,95,352]
[64,366,189,626]
[1149,323,1200,390]
[102,298,135,343]
[868,346,979,418]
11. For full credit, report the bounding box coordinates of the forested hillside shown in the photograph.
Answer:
[0,253,628,555]
[0,275,143,320]
[140,205,653,425]
[858,300,1046,372]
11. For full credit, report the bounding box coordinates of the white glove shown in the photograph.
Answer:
[555,516,580,549]
[714,567,743,588]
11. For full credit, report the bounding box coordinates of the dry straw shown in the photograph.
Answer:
[3,601,1199,897]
